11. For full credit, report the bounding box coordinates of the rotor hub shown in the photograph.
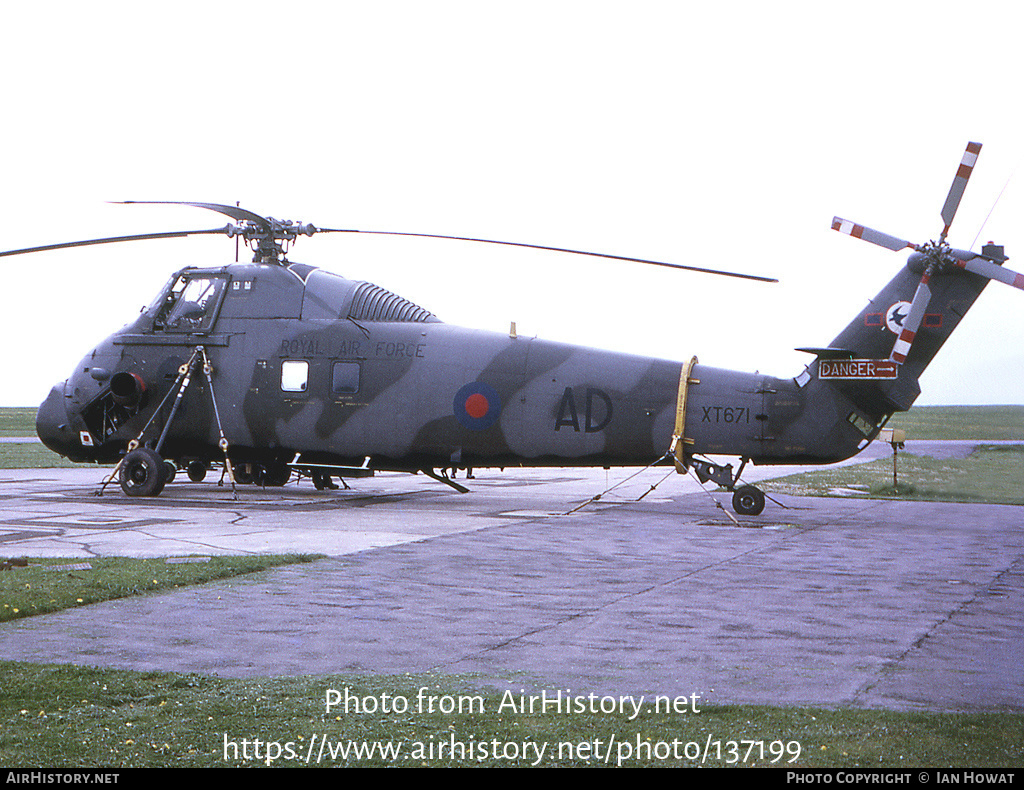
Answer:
[226,217,318,264]
[915,239,956,272]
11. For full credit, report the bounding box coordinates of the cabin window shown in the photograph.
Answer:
[332,361,360,395]
[281,360,309,392]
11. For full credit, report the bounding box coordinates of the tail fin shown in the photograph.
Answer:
[814,243,1004,416]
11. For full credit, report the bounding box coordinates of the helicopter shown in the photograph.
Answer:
[6,143,1022,515]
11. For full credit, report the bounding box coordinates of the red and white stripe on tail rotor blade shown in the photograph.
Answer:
[889,272,933,364]
[951,257,1024,291]
[940,142,982,238]
[831,217,914,252]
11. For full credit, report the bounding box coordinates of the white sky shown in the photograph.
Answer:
[3,0,1023,408]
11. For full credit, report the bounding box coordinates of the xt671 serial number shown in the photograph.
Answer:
[700,406,752,424]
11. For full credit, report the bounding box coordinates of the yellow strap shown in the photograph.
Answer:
[671,355,699,469]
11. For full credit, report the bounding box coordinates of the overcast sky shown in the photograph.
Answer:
[3,1,1023,408]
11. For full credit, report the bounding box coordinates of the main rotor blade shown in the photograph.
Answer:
[940,142,982,239]
[951,256,1024,291]
[115,201,272,230]
[0,227,232,259]
[831,217,915,252]
[889,272,934,364]
[318,228,778,283]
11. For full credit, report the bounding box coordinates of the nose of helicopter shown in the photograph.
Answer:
[36,382,76,456]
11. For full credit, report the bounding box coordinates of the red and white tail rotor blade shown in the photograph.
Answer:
[940,142,982,239]
[889,272,934,365]
[951,256,1024,291]
[831,217,915,252]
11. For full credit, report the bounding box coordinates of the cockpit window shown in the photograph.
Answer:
[151,274,227,332]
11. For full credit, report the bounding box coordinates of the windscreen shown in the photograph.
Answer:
[150,273,227,332]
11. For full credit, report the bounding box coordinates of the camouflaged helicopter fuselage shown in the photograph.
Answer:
[37,253,992,474]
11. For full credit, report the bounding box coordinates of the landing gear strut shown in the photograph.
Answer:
[689,456,766,516]
[312,471,339,490]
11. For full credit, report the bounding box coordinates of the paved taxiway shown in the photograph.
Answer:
[0,443,1021,712]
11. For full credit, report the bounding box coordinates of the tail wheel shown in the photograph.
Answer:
[119,448,167,497]
[732,485,765,516]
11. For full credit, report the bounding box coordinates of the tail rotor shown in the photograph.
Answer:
[831,142,1024,366]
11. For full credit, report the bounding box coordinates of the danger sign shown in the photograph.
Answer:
[818,359,898,380]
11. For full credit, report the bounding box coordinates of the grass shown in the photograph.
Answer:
[0,555,322,623]
[0,664,1020,767]
[889,405,1024,441]
[763,444,1024,506]
[0,442,85,468]
[0,405,82,467]
[0,407,37,437]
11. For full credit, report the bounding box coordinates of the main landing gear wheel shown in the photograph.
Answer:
[732,485,766,516]
[119,447,167,497]
[186,460,207,482]
[261,463,291,487]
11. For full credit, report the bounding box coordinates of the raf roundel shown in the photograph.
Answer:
[453,382,502,430]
